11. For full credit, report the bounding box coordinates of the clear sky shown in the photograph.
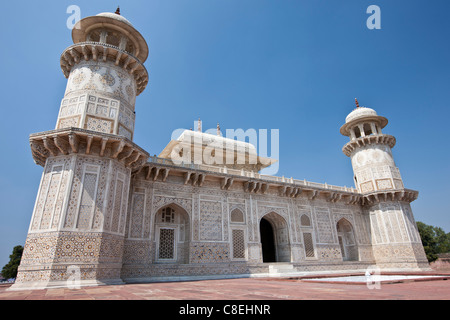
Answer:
[0,0,449,268]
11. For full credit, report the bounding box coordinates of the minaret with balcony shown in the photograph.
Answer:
[57,8,148,140]
[340,98,402,194]
[340,99,429,270]
[11,9,150,290]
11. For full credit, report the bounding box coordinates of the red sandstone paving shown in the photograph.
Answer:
[0,277,449,300]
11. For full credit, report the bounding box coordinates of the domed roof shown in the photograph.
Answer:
[340,99,388,136]
[345,106,378,123]
[157,129,278,171]
[96,12,133,27]
[177,130,257,153]
[72,10,149,63]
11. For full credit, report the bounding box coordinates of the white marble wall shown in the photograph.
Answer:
[122,176,374,267]
[350,144,404,193]
[56,60,137,140]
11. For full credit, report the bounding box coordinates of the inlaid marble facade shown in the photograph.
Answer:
[10,11,429,290]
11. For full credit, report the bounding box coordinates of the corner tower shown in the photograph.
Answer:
[341,99,429,270]
[58,9,148,140]
[340,99,401,193]
[11,9,150,290]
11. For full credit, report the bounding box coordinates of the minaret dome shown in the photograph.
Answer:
[340,99,388,140]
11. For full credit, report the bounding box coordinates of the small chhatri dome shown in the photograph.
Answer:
[340,99,388,136]
[95,11,133,27]
[71,9,149,64]
[345,106,378,123]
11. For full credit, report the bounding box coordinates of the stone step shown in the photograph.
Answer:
[268,264,296,274]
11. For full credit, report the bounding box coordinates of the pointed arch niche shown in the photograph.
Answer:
[336,218,358,261]
[153,204,190,264]
[300,213,316,259]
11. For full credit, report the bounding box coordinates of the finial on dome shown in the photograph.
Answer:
[217,123,221,136]
[355,98,360,108]
[115,6,121,15]
[197,118,202,132]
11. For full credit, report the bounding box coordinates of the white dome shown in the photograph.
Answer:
[96,12,133,27]
[345,107,378,123]
[177,130,257,153]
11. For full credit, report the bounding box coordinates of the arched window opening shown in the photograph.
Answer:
[299,213,315,259]
[230,208,244,223]
[87,30,101,42]
[363,123,373,136]
[300,214,311,227]
[106,29,121,47]
[354,126,362,138]
[375,124,382,134]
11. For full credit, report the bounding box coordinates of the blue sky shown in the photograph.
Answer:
[0,0,449,267]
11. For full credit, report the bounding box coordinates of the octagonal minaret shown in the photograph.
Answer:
[57,8,148,141]
[340,99,429,271]
[340,99,403,194]
[11,9,150,290]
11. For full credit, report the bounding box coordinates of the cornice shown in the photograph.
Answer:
[133,161,363,205]
[132,160,418,205]
[29,127,149,170]
[361,188,419,205]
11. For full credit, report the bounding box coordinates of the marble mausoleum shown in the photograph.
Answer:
[10,10,429,290]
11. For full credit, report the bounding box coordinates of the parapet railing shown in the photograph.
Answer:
[147,156,357,193]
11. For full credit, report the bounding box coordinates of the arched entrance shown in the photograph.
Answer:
[260,218,276,262]
[259,212,291,263]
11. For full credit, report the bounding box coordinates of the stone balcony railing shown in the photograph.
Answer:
[147,155,358,193]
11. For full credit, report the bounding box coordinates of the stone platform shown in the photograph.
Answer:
[1,272,449,300]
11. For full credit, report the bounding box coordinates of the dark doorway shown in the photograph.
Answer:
[260,218,276,262]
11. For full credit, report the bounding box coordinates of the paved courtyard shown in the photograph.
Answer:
[0,274,449,300]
